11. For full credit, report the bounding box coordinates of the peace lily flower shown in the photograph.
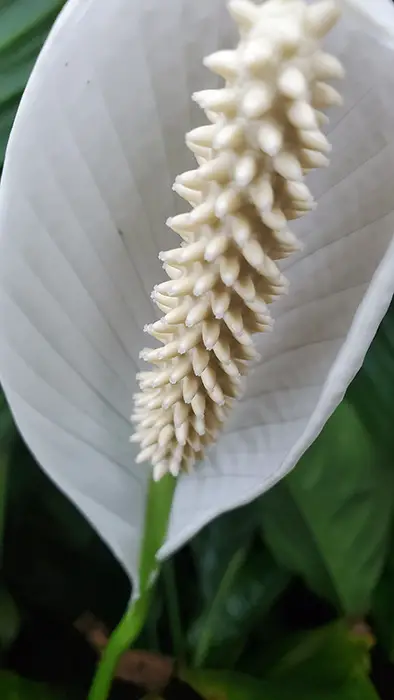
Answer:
[132,0,347,480]
[0,0,394,598]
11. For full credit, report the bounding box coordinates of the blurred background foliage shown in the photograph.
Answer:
[1,1,394,699]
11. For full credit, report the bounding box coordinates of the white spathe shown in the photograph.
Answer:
[0,0,393,585]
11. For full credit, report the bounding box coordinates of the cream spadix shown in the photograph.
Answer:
[132,0,344,480]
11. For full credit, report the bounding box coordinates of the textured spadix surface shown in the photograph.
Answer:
[133,0,344,481]
[0,0,394,581]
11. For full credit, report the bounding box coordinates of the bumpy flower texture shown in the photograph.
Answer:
[131,0,344,481]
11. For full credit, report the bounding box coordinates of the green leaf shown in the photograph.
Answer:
[263,622,372,686]
[0,390,15,447]
[191,502,262,601]
[345,302,394,648]
[0,453,8,555]
[190,541,290,668]
[0,0,65,166]
[259,622,378,700]
[260,400,394,615]
[0,671,65,700]
[182,621,378,700]
[191,544,247,667]
[372,521,394,660]
[162,558,184,660]
[4,438,130,629]
[181,669,280,700]
[189,502,284,667]
[347,300,394,454]
[181,666,379,700]
[0,583,21,650]
[0,390,17,557]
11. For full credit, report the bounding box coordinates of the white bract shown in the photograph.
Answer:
[0,0,393,586]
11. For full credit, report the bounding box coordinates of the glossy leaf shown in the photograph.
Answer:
[0,452,7,554]
[181,662,378,700]
[0,390,17,556]
[191,504,261,602]
[260,400,394,615]
[257,621,378,700]
[0,391,15,447]
[0,0,65,167]
[263,622,372,686]
[190,540,289,668]
[191,545,247,668]
[372,521,394,660]
[1,0,394,591]
[182,620,378,700]
[347,300,394,454]
[188,503,260,665]
[346,302,394,645]
[162,559,184,660]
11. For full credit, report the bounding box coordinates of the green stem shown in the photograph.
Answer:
[88,592,150,700]
[88,474,176,700]
[163,560,184,661]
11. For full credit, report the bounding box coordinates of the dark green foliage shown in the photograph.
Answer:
[182,622,378,699]
[188,507,290,668]
[0,584,20,652]
[372,521,394,662]
[0,671,67,700]
[260,400,394,615]
[3,437,131,629]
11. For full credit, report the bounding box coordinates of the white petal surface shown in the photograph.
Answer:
[0,0,393,580]
[0,0,234,583]
[344,0,394,49]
